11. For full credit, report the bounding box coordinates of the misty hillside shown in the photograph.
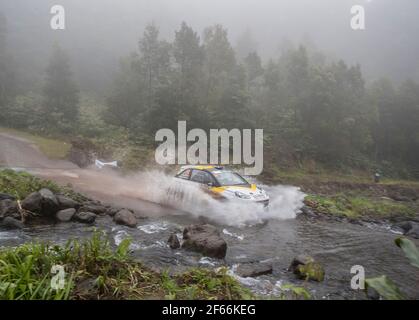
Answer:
[1,0,419,92]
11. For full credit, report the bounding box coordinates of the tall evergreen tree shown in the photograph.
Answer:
[43,44,79,132]
[244,52,264,82]
[105,54,145,128]
[397,80,419,168]
[138,23,171,111]
[369,79,398,161]
[0,13,16,124]
[202,25,250,128]
[173,22,205,126]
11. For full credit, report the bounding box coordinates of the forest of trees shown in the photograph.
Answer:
[1,18,419,178]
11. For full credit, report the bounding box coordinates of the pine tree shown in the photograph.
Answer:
[173,22,204,126]
[43,44,79,132]
[0,13,16,124]
[138,23,171,111]
[244,52,264,82]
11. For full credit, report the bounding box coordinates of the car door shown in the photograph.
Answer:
[190,170,214,185]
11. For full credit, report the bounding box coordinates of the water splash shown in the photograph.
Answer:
[56,169,305,227]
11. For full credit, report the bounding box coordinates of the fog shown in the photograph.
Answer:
[1,0,418,92]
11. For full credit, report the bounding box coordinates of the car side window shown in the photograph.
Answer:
[177,169,191,180]
[190,170,213,185]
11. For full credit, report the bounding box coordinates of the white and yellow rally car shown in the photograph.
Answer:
[175,165,269,206]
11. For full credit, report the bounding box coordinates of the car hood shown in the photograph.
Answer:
[210,184,269,201]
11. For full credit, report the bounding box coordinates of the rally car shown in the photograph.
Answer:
[175,165,269,206]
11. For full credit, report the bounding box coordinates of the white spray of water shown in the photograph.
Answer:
[58,169,305,227]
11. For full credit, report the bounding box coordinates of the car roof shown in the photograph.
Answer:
[178,165,224,172]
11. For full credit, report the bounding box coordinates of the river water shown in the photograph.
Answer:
[1,179,418,300]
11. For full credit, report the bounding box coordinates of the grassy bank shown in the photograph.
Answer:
[305,194,417,220]
[264,167,419,220]
[0,169,85,201]
[263,166,419,188]
[0,231,253,300]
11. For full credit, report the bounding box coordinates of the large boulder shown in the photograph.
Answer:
[168,233,180,249]
[74,211,96,224]
[182,224,227,259]
[289,255,325,282]
[0,199,18,218]
[21,192,42,213]
[38,188,60,215]
[56,208,76,222]
[56,195,80,210]
[113,209,137,228]
[1,217,24,229]
[21,189,59,217]
[236,263,273,278]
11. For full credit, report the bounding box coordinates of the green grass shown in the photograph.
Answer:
[0,231,253,300]
[0,127,71,159]
[0,169,86,201]
[265,166,419,187]
[305,194,416,219]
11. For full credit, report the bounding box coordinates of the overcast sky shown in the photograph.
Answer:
[1,0,418,91]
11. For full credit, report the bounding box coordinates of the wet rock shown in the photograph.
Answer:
[56,195,80,210]
[392,221,412,234]
[289,255,325,282]
[366,287,380,300]
[21,192,42,213]
[348,218,363,226]
[300,206,316,217]
[21,189,59,217]
[56,208,76,222]
[38,189,60,215]
[1,217,24,229]
[168,233,180,249]
[0,193,15,201]
[0,199,18,218]
[406,223,419,239]
[236,263,273,278]
[79,204,107,215]
[113,209,137,228]
[182,224,227,259]
[74,212,96,224]
[106,207,121,217]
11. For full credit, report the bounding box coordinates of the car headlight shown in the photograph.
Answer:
[235,191,251,199]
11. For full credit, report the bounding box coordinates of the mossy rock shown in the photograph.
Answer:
[295,262,325,282]
[290,255,325,282]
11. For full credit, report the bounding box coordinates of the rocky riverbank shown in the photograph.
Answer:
[0,187,139,229]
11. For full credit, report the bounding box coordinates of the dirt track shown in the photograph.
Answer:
[0,132,175,217]
[0,132,77,170]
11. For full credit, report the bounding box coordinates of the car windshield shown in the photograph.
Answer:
[212,171,249,186]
